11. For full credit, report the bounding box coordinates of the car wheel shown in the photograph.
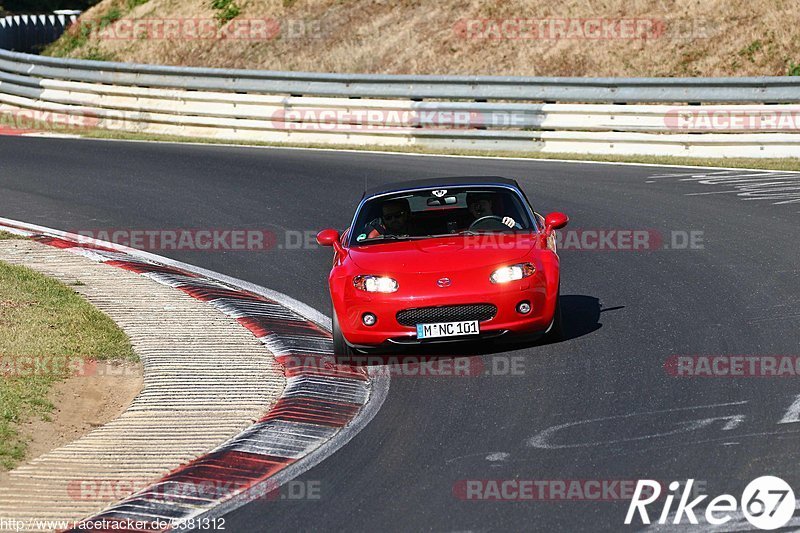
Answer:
[545,287,564,343]
[332,305,355,356]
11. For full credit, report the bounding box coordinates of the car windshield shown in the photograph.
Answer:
[350,186,534,246]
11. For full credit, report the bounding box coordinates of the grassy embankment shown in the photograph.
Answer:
[0,232,135,469]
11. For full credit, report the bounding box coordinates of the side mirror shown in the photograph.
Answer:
[545,212,569,232]
[316,228,344,254]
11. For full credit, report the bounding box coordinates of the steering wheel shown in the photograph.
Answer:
[468,215,513,232]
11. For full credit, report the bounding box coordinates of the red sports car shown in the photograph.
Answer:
[316,176,569,355]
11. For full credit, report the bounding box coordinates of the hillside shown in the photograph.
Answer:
[43,0,800,77]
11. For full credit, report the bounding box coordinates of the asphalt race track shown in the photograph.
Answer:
[2,136,800,531]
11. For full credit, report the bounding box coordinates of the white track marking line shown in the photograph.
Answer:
[779,394,800,425]
[527,401,749,449]
[644,169,800,205]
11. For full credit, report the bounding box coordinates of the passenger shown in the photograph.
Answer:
[466,192,518,229]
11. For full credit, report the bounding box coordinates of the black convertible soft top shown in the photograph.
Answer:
[362,176,520,199]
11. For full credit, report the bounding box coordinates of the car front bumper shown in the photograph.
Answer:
[336,283,556,348]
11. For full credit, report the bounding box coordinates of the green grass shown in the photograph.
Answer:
[79,128,800,172]
[100,6,123,27]
[0,254,135,470]
[41,9,122,58]
[210,0,240,24]
[43,1,136,58]
[42,21,93,57]
[0,231,24,240]
[739,40,763,62]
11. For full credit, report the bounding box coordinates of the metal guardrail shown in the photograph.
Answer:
[1,46,800,103]
[0,14,799,158]
[3,72,800,133]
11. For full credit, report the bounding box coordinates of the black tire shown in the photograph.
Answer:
[545,288,564,343]
[332,306,355,357]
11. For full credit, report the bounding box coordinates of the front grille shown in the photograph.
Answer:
[396,304,497,327]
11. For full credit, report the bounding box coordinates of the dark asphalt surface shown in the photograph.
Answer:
[1,136,799,532]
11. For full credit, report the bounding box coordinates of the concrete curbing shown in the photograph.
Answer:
[0,219,389,532]
[0,239,285,530]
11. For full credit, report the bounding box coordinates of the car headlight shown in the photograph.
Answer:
[353,275,398,293]
[490,263,536,284]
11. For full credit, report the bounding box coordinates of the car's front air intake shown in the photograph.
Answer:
[396,304,497,326]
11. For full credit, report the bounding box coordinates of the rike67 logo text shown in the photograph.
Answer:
[625,477,796,530]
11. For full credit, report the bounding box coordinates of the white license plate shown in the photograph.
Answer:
[416,320,480,339]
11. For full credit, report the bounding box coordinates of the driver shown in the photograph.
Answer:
[466,192,518,229]
[366,198,413,238]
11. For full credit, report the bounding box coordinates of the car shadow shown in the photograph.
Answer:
[342,295,608,364]
[479,294,606,354]
[542,294,605,345]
